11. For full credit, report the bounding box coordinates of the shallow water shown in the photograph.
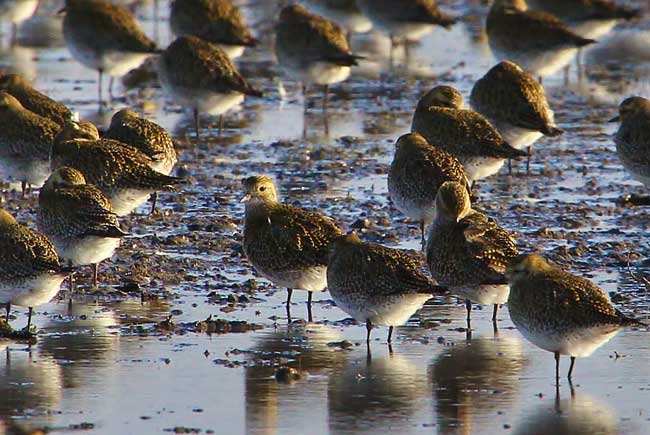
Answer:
[2,1,650,434]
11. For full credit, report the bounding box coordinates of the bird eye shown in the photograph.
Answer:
[259,186,266,192]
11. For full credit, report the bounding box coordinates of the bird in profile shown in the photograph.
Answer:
[412,85,528,183]
[170,0,258,59]
[105,109,178,213]
[38,167,126,289]
[0,73,73,126]
[52,120,182,217]
[0,209,71,333]
[387,132,469,249]
[506,254,644,381]
[356,0,456,55]
[241,175,343,322]
[470,61,563,173]
[426,181,519,325]
[158,35,262,139]
[486,0,596,79]
[327,232,447,346]
[60,0,160,104]
[0,91,61,197]
[275,4,362,111]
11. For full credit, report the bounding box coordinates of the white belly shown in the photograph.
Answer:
[334,293,432,327]
[282,61,351,86]
[159,71,245,116]
[463,157,505,181]
[302,2,372,34]
[150,157,177,176]
[571,19,617,40]
[66,37,153,77]
[259,265,328,293]
[0,157,50,187]
[517,324,621,357]
[491,45,578,78]
[218,44,245,60]
[499,125,544,151]
[0,273,67,307]
[390,195,435,226]
[54,236,120,267]
[109,188,153,216]
[453,284,510,306]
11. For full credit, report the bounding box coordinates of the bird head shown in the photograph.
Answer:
[240,175,278,204]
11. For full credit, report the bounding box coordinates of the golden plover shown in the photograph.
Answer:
[275,4,362,111]
[328,232,447,345]
[302,0,373,35]
[169,0,258,60]
[412,85,528,182]
[52,120,182,217]
[0,92,61,196]
[0,73,73,126]
[470,61,563,173]
[486,0,596,79]
[387,132,469,249]
[60,0,159,103]
[506,254,644,380]
[611,96,650,193]
[426,181,518,324]
[158,35,262,139]
[241,175,343,322]
[0,209,70,331]
[38,167,126,288]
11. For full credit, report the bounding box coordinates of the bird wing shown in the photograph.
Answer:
[0,225,62,279]
[462,211,519,278]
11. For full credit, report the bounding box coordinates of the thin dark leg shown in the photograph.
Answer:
[492,304,498,322]
[26,307,32,331]
[307,291,313,323]
[286,288,293,322]
[526,147,531,173]
[92,263,99,288]
[470,180,476,190]
[387,325,394,343]
[420,221,426,251]
[538,76,543,85]
[322,84,329,112]
[302,83,307,113]
[150,192,158,215]
[5,302,9,322]
[219,115,224,136]
[465,299,472,321]
[568,356,576,379]
[108,76,114,101]
[193,108,200,140]
[98,69,103,106]
[554,351,560,383]
[20,180,26,198]
[508,159,512,175]
[366,319,372,344]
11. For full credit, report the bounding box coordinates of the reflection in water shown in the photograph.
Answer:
[328,349,428,435]
[0,345,63,432]
[514,389,620,435]
[245,325,347,435]
[431,336,527,435]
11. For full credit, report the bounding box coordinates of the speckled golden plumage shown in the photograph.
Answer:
[105,109,177,174]
[427,182,518,288]
[38,167,125,241]
[0,74,72,126]
[486,0,596,53]
[412,86,527,160]
[526,0,638,22]
[170,0,257,48]
[62,0,158,55]
[470,61,562,137]
[275,5,360,68]
[611,97,650,184]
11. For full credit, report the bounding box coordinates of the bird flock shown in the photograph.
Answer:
[0,0,647,386]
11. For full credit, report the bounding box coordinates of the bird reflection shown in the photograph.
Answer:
[0,345,62,432]
[513,388,619,435]
[430,336,527,435]
[245,324,348,435]
[328,348,428,434]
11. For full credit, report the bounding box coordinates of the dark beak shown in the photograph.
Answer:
[609,115,620,122]
[57,6,66,14]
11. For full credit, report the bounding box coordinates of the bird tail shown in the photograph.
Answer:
[325,54,365,67]
[575,36,597,47]
[541,125,563,137]
[83,225,128,239]
[502,143,530,158]
[616,309,647,327]
[427,13,456,29]
[420,284,449,295]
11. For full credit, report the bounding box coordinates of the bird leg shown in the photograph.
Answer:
[20,180,26,199]
[387,325,394,343]
[420,221,426,252]
[568,356,576,380]
[286,288,293,323]
[366,319,373,344]
[92,263,99,288]
[26,307,33,331]
[108,76,114,101]
[526,146,531,173]
[5,302,9,322]
[492,304,499,322]
[322,84,329,112]
[307,291,313,323]
[150,192,158,215]
[554,351,560,383]
[98,69,104,107]
[219,115,224,137]
[508,159,512,175]
[465,299,472,321]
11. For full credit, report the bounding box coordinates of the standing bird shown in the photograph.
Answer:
[506,254,644,381]
[105,109,178,213]
[52,121,182,217]
[611,96,650,200]
[241,175,343,322]
[275,4,362,111]
[426,182,518,324]
[158,35,262,139]
[170,0,258,60]
[302,0,372,37]
[60,0,159,104]
[38,167,126,289]
[387,132,469,249]
[526,0,639,40]
[0,0,39,45]
[327,232,447,345]
[412,85,528,183]
[470,61,563,173]
[486,0,596,79]
[0,92,61,196]
[0,209,70,332]
[0,73,73,126]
